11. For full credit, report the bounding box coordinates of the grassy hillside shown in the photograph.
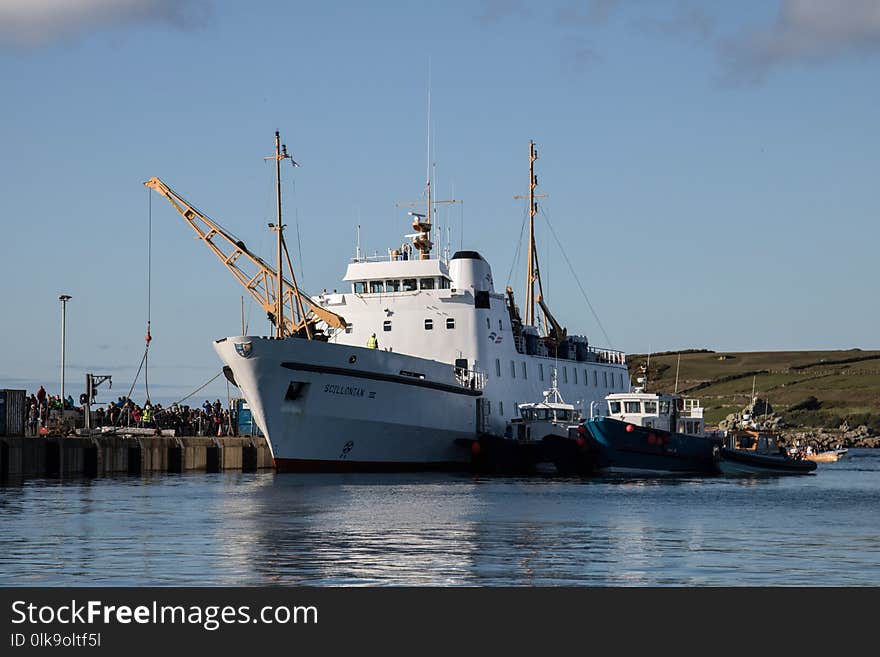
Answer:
[627,349,880,429]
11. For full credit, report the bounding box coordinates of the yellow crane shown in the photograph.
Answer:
[143,175,347,338]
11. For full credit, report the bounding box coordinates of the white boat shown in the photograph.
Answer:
[152,137,629,471]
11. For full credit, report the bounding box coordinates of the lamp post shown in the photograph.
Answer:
[59,294,72,408]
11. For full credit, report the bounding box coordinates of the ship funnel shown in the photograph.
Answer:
[449,251,495,294]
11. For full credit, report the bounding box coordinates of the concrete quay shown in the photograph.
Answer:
[0,434,273,479]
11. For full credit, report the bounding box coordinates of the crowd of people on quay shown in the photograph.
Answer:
[24,385,240,437]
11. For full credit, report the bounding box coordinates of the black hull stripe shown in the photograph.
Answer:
[281,361,483,396]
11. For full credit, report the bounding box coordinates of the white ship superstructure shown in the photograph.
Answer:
[215,247,627,470]
[149,134,628,471]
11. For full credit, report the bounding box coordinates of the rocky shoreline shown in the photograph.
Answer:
[713,398,878,449]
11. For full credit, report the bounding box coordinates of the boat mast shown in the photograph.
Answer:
[515,141,547,329]
[265,130,308,338]
[274,132,285,338]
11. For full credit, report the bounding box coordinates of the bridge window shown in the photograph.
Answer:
[609,401,621,414]
[353,282,366,294]
[386,279,400,292]
[644,400,658,414]
[495,359,501,377]
[659,400,671,415]
[424,319,433,330]
[369,281,384,293]
[420,278,435,290]
[446,317,455,329]
[402,279,417,292]
[383,321,392,332]
[624,401,640,413]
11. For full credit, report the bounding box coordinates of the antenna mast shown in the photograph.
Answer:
[514,141,548,328]
[265,130,308,338]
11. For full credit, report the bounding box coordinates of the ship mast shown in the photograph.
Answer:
[265,130,308,338]
[515,140,548,330]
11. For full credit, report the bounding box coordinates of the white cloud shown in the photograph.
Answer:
[0,0,210,47]
[724,0,880,81]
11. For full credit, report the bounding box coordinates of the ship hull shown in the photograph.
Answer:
[214,336,481,471]
[584,417,721,474]
[719,449,816,475]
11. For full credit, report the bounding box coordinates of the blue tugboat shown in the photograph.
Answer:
[581,392,721,475]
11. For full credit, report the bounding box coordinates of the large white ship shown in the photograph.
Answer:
[149,137,629,471]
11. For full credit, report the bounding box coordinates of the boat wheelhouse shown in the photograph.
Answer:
[604,392,705,436]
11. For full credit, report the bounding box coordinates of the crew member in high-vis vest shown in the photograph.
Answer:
[367,333,379,349]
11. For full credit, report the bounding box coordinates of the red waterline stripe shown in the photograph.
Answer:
[273,458,469,473]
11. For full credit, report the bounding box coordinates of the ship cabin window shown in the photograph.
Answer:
[563,368,568,384]
[534,408,549,421]
[402,278,417,292]
[345,323,353,334]
[659,400,671,415]
[521,362,527,379]
[510,361,516,378]
[593,371,598,386]
[486,318,491,329]
[386,279,401,292]
[573,368,578,385]
[446,318,455,329]
[353,282,367,294]
[498,319,503,330]
[583,369,588,386]
[383,320,392,332]
[644,400,658,414]
[495,359,501,377]
[539,364,545,381]
[609,401,621,414]
[438,277,451,289]
[555,409,572,422]
[624,401,641,414]
[424,319,433,330]
[369,281,384,294]
[420,278,435,290]
[603,372,608,387]
[499,401,504,417]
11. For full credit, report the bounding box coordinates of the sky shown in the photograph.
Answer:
[1,0,878,405]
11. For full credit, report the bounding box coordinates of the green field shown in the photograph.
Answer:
[627,349,880,429]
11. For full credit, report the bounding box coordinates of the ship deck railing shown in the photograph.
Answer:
[511,336,627,366]
[454,367,486,392]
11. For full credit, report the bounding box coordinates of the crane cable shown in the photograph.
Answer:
[122,190,153,407]
[145,186,152,402]
[538,206,615,349]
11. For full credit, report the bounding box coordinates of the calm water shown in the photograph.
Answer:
[2,450,879,586]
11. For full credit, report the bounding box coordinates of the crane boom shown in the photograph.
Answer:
[144,176,347,336]
[536,294,566,341]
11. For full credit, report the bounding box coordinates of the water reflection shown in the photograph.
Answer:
[1,451,880,585]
